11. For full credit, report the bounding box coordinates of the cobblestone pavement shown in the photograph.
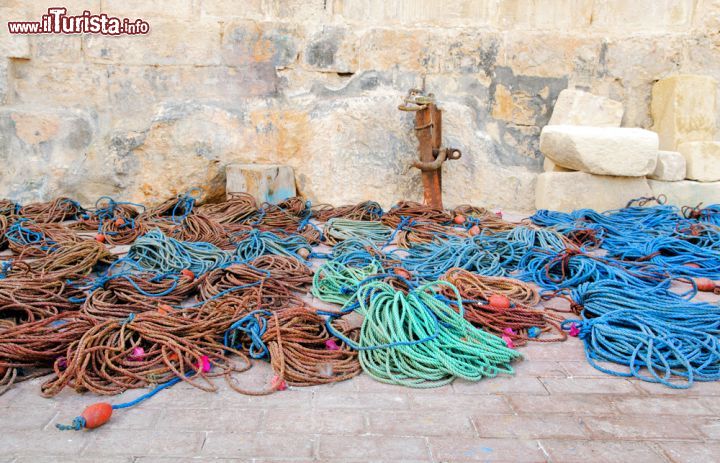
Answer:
[1,334,719,463]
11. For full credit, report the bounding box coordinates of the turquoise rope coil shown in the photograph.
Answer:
[323,218,394,244]
[231,229,311,263]
[325,279,521,387]
[126,229,230,275]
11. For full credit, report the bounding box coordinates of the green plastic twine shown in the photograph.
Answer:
[348,280,521,387]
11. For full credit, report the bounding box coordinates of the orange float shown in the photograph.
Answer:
[81,403,113,429]
[488,294,511,309]
[180,269,195,280]
[694,277,715,292]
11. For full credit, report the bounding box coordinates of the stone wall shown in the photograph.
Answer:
[1,0,719,211]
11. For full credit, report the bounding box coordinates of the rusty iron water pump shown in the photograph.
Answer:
[399,89,462,209]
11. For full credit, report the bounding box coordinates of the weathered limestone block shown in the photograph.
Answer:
[543,157,574,172]
[648,150,686,181]
[222,21,301,68]
[84,20,222,65]
[12,62,110,107]
[678,141,720,182]
[590,0,695,32]
[0,107,96,203]
[539,126,658,176]
[0,60,7,105]
[536,172,652,212]
[226,164,296,205]
[201,0,264,18]
[651,75,718,150]
[548,89,624,127]
[120,102,260,205]
[304,27,357,73]
[0,30,30,58]
[648,179,720,207]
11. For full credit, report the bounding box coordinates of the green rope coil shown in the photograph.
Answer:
[323,219,394,244]
[312,260,382,305]
[345,280,522,387]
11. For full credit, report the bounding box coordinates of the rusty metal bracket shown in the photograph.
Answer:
[412,148,462,171]
[400,88,462,209]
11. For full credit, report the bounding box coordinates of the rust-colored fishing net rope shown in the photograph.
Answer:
[198,193,258,224]
[5,240,114,281]
[0,278,81,322]
[6,220,82,258]
[441,268,566,346]
[17,197,85,223]
[0,311,97,395]
[311,201,384,222]
[225,307,361,395]
[381,200,453,227]
[81,273,200,319]
[40,302,253,397]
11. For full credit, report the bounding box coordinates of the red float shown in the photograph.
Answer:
[81,403,113,429]
[488,294,511,309]
[694,277,715,292]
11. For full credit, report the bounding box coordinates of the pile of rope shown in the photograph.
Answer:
[2,189,720,429]
[325,278,522,387]
[565,280,720,388]
[441,268,565,346]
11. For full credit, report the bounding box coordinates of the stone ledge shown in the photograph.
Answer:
[536,171,652,212]
[648,179,720,207]
[226,164,296,205]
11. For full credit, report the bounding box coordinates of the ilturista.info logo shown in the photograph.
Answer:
[7,7,150,35]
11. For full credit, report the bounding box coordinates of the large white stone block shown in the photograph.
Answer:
[651,75,718,150]
[648,150,686,181]
[548,89,624,127]
[648,179,720,207]
[226,164,296,205]
[540,125,658,176]
[536,172,652,212]
[543,157,574,172]
[678,141,720,182]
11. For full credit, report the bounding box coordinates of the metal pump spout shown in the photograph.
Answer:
[399,88,462,209]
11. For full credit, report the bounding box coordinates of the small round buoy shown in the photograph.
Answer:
[393,267,412,279]
[568,323,580,337]
[488,294,511,309]
[468,225,481,236]
[95,234,106,243]
[158,303,173,315]
[114,217,125,227]
[325,339,340,351]
[271,375,287,391]
[694,277,715,292]
[297,248,310,259]
[81,403,113,429]
[454,215,466,225]
[129,347,145,361]
[196,355,211,373]
[501,334,514,348]
[180,269,195,280]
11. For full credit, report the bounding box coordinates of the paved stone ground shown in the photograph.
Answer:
[1,333,719,463]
